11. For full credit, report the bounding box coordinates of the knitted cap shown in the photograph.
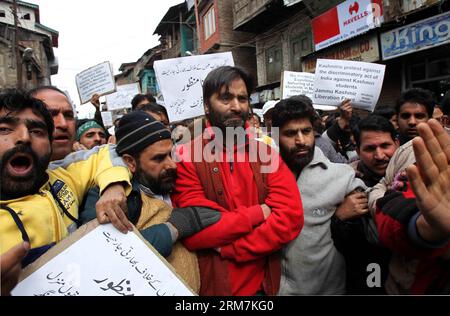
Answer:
[115,111,171,155]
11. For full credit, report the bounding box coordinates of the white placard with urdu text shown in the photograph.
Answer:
[12,223,195,296]
[105,83,141,111]
[154,52,234,122]
[313,59,385,112]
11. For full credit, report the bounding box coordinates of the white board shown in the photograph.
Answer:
[105,83,141,111]
[154,52,235,122]
[313,59,386,112]
[12,222,195,296]
[75,62,116,104]
[101,111,113,127]
[281,71,337,111]
[282,71,315,100]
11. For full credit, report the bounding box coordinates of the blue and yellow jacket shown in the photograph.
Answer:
[0,145,131,265]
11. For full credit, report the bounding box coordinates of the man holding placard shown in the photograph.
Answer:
[81,111,222,293]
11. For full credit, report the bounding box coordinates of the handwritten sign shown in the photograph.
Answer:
[313,59,385,112]
[105,83,141,111]
[154,52,234,122]
[12,221,195,296]
[101,111,113,127]
[75,62,116,104]
[281,71,315,100]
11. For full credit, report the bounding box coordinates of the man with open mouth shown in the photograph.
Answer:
[0,89,132,280]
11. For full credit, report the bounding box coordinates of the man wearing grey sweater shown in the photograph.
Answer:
[272,96,367,295]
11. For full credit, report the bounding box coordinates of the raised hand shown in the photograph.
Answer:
[407,119,450,242]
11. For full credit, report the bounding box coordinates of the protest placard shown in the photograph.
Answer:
[313,59,386,112]
[280,71,337,111]
[12,221,195,296]
[101,111,113,127]
[105,83,141,111]
[154,52,234,122]
[281,71,315,100]
[75,62,116,104]
[253,108,264,122]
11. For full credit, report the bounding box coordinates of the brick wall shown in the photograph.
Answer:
[199,0,221,53]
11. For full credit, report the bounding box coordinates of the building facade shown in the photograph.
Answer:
[0,0,58,90]
[195,0,257,79]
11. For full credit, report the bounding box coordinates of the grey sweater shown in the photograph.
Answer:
[278,147,366,295]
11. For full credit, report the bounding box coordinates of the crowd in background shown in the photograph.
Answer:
[1,65,449,296]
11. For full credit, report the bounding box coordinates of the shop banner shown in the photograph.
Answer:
[381,11,450,60]
[312,0,383,51]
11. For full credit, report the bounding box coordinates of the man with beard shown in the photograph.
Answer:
[79,111,221,293]
[29,86,76,161]
[168,66,303,296]
[272,95,366,295]
[0,89,132,269]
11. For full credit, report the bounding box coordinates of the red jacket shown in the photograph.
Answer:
[375,185,450,294]
[172,129,303,295]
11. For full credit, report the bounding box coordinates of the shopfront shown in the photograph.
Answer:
[381,10,450,103]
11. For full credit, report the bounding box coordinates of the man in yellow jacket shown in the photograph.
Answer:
[0,89,132,268]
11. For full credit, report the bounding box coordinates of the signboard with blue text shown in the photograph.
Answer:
[381,11,450,60]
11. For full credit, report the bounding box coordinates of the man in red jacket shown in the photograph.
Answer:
[171,66,304,296]
[375,119,450,294]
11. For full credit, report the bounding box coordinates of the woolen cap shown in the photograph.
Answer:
[115,111,171,155]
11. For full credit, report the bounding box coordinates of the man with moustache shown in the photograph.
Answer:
[351,115,400,187]
[170,66,303,296]
[29,86,76,161]
[369,88,436,215]
[272,95,366,295]
[373,119,450,294]
[331,115,399,294]
[80,111,221,293]
[0,89,132,269]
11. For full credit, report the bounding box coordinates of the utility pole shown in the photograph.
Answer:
[12,0,22,88]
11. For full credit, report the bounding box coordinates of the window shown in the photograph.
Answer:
[21,13,31,20]
[203,6,216,40]
[290,31,312,72]
[266,45,283,83]
[0,10,6,18]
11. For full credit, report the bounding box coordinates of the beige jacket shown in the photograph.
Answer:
[135,194,201,293]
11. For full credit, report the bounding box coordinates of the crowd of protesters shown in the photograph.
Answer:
[1,65,449,296]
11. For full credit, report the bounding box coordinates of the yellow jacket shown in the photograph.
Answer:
[0,145,131,260]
